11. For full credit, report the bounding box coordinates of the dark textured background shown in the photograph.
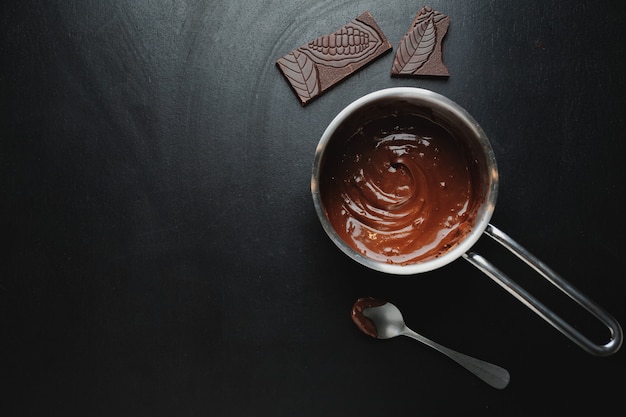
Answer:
[2,0,625,415]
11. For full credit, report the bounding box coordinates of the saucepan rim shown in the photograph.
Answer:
[311,87,499,274]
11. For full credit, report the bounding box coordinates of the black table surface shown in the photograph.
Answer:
[3,0,626,415]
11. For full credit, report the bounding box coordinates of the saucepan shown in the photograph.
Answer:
[311,87,622,356]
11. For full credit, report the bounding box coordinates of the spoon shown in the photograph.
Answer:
[352,297,510,389]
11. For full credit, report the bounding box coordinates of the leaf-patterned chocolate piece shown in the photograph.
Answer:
[391,6,450,77]
[276,50,320,104]
[392,17,436,74]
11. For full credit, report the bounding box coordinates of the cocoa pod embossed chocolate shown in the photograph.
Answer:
[276,11,392,106]
[302,20,384,68]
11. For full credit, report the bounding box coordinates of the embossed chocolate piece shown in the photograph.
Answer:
[276,11,392,106]
[391,6,449,77]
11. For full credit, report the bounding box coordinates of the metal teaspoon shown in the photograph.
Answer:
[352,298,510,389]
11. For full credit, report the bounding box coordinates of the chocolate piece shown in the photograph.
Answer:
[391,6,450,77]
[351,297,387,338]
[276,11,392,106]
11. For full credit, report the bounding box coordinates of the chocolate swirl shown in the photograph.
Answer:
[320,114,476,265]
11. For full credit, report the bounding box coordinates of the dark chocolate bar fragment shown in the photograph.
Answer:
[276,11,392,106]
[391,6,450,77]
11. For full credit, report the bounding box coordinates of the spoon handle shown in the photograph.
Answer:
[402,327,510,389]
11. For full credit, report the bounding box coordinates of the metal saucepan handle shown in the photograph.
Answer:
[463,224,622,356]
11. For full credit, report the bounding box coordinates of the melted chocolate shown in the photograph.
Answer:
[351,297,387,338]
[320,113,478,265]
